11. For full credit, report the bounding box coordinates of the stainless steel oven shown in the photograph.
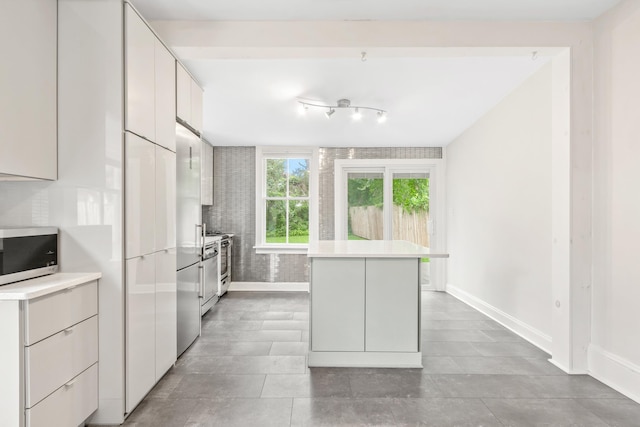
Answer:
[218,236,232,295]
[200,241,219,315]
[0,227,58,285]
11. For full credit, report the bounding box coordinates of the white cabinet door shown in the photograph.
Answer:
[176,63,191,124]
[155,248,177,381]
[0,0,57,180]
[311,258,365,352]
[365,258,419,352]
[125,133,156,259]
[155,40,176,151]
[191,79,203,132]
[125,254,156,413]
[201,141,213,206]
[124,4,155,141]
[155,146,176,251]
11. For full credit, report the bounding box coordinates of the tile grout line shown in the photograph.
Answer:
[479,397,508,427]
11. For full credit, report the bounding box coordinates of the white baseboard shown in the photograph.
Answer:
[228,282,309,292]
[446,283,552,354]
[588,344,640,404]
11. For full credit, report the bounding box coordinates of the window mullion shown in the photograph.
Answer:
[285,159,290,244]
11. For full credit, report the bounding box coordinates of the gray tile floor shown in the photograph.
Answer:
[123,291,640,426]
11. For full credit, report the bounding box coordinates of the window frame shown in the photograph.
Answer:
[255,146,319,254]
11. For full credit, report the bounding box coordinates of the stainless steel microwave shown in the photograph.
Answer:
[0,227,58,286]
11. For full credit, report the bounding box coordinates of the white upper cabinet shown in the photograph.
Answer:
[0,0,57,180]
[124,3,155,141]
[155,146,176,251]
[154,40,176,151]
[176,62,204,133]
[201,141,213,206]
[125,133,156,259]
[191,80,204,133]
[176,63,191,125]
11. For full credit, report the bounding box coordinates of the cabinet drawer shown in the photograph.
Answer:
[24,280,97,345]
[26,363,98,427]
[25,316,98,408]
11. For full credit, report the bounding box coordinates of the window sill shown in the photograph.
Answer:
[254,245,309,255]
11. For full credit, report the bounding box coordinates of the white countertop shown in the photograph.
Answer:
[0,272,101,301]
[307,240,450,258]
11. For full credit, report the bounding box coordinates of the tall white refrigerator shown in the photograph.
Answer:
[176,122,202,356]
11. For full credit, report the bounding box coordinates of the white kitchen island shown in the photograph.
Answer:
[307,240,448,368]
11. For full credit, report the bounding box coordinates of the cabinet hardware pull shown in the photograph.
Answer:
[64,379,77,388]
[64,327,74,335]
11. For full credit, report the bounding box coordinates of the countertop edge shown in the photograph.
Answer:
[0,272,102,301]
[308,252,449,258]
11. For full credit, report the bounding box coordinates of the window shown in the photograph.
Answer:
[255,147,318,253]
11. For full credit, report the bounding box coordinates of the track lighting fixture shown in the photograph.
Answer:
[297,98,387,123]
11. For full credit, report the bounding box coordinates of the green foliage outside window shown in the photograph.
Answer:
[265,158,310,243]
[347,177,429,213]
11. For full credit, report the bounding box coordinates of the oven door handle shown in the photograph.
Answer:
[199,264,205,298]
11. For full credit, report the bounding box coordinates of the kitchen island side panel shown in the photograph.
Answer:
[310,258,365,352]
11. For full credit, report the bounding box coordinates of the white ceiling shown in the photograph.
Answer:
[129,0,619,147]
[131,0,620,22]
[187,55,550,147]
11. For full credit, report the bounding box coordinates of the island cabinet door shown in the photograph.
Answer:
[365,258,419,352]
[311,258,365,352]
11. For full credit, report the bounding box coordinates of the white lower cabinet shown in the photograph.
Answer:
[155,248,177,381]
[0,276,99,427]
[126,248,177,412]
[126,254,157,412]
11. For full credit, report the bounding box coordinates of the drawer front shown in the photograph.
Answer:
[25,280,97,345]
[26,363,98,427]
[25,316,98,407]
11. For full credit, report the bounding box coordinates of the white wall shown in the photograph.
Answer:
[591,0,640,403]
[445,63,554,351]
[0,0,127,422]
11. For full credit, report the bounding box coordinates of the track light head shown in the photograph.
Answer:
[298,103,308,116]
[352,108,362,121]
[325,108,335,119]
[377,111,387,123]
